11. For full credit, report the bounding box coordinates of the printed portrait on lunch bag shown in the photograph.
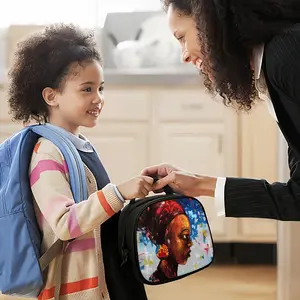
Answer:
[136,197,214,283]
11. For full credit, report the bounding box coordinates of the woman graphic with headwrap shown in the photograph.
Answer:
[138,200,193,282]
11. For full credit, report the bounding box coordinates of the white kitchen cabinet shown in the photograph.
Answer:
[80,88,151,184]
[150,88,239,242]
[153,88,224,122]
[0,82,239,242]
[99,88,151,122]
[81,122,149,185]
[0,87,22,143]
[79,86,231,241]
[0,76,278,243]
[155,122,230,239]
[151,88,238,178]
[0,21,278,243]
[0,85,10,122]
[82,86,239,242]
[6,25,46,67]
[156,123,224,176]
[0,123,22,143]
[235,102,278,242]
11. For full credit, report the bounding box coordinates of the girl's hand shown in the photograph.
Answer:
[117,176,154,200]
[141,163,217,197]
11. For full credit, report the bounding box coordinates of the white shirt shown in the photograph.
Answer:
[215,44,278,216]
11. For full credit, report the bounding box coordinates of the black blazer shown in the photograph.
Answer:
[225,24,300,221]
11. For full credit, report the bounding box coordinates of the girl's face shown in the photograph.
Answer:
[166,214,193,265]
[167,4,203,71]
[43,60,104,134]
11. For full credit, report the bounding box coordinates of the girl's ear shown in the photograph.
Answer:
[42,87,58,107]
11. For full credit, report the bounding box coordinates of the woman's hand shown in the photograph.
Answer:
[117,176,154,200]
[141,164,217,197]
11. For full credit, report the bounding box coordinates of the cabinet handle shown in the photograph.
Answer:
[181,103,203,110]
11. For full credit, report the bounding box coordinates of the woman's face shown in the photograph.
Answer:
[167,4,203,71]
[166,214,193,265]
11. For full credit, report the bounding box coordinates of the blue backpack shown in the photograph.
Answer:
[0,123,88,297]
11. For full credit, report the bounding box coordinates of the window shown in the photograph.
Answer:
[1,0,162,28]
[1,0,98,28]
[0,0,162,79]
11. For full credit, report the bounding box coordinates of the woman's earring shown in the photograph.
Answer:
[156,244,169,259]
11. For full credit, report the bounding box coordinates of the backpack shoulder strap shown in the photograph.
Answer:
[30,124,88,279]
[31,124,88,202]
[39,240,63,271]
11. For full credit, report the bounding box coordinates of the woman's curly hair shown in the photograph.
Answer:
[8,23,101,123]
[161,0,300,111]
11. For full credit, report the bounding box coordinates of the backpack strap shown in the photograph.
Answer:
[30,124,88,298]
[39,239,64,271]
[31,124,88,203]
[38,239,67,299]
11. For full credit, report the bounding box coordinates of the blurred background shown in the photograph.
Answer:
[1,1,299,299]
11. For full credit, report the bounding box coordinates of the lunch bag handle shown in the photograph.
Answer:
[130,175,174,204]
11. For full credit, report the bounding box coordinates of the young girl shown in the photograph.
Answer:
[8,24,153,300]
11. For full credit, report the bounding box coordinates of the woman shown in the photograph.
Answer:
[138,200,193,282]
[142,0,300,221]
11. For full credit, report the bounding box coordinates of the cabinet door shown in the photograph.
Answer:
[237,103,278,242]
[0,86,11,122]
[6,25,46,67]
[0,87,25,142]
[80,123,149,185]
[0,123,23,143]
[153,122,233,241]
[80,88,151,184]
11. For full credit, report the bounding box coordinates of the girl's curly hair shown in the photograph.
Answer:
[161,0,300,111]
[8,23,101,123]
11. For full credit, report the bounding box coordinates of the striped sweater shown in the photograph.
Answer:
[29,137,124,300]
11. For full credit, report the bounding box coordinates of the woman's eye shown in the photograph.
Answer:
[99,86,104,92]
[180,234,188,240]
[83,87,92,92]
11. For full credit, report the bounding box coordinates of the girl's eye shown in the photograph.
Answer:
[83,87,92,92]
[99,86,104,92]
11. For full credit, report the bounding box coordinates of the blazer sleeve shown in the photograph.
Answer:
[224,27,300,221]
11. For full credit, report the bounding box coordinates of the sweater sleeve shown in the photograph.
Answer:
[29,138,124,241]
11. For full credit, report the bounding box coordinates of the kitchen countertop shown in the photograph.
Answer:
[104,67,204,86]
[0,67,204,87]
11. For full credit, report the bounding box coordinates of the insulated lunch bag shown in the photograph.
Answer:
[118,186,214,285]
